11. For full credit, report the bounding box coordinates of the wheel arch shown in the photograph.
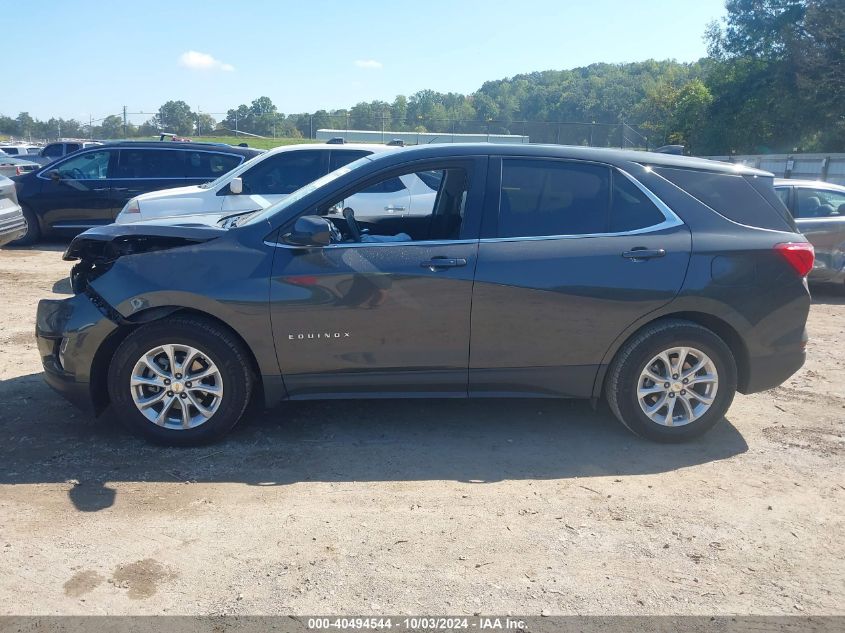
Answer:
[594,311,750,401]
[89,306,269,415]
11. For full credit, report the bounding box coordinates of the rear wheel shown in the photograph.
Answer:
[108,316,254,446]
[9,205,40,246]
[606,319,737,442]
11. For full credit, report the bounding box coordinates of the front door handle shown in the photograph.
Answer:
[420,257,467,270]
[384,205,406,212]
[623,248,666,260]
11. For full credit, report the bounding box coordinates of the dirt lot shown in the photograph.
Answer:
[0,244,842,616]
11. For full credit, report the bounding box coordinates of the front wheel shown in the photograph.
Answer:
[606,319,737,442]
[108,316,254,446]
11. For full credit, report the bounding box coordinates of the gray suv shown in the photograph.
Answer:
[36,144,813,446]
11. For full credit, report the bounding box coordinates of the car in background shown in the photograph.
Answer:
[0,144,41,156]
[27,140,104,166]
[0,175,26,246]
[0,154,39,178]
[39,144,812,445]
[7,141,261,245]
[774,179,845,288]
[114,142,438,224]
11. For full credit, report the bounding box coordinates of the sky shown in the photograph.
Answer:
[1,0,726,124]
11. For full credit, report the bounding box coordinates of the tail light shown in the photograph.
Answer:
[775,242,815,277]
[15,166,22,176]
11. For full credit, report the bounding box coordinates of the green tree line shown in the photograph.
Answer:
[2,0,841,154]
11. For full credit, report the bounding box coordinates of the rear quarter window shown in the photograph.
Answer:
[654,167,795,232]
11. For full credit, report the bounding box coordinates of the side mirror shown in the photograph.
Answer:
[47,169,61,181]
[229,177,243,195]
[283,215,333,247]
[327,201,344,215]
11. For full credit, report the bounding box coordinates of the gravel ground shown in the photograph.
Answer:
[0,244,842,616]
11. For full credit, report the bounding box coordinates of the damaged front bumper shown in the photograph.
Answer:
[36,291,119,412]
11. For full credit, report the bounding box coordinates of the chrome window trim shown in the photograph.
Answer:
[36,147,247,182]
[794,216,845,223]
[269,238,478,250]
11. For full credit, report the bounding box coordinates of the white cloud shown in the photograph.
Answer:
[178,50,235,72]
[354,59,383,69]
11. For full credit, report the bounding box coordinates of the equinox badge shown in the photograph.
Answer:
[288,332,351,340]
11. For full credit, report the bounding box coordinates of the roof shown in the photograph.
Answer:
[361,143,771,176]
[97,140,261,156]
[258,142,400,157]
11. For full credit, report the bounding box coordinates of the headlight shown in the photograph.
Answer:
[123,199,140,215]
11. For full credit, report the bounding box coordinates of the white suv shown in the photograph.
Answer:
[116,143,438,224]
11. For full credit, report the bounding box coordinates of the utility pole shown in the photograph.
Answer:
[197,106,201,136]
[122,105,128,138]
[57,119,61,140]
[89,115,93,139]
[309,114,313,139]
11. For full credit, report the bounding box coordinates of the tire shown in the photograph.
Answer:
[108,316,254,446]
[605,319,737,442]
[9,205,40,246]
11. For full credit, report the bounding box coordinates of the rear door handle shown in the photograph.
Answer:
[420,257,467,270]
[623,248,666,260]
[384,205,406,212]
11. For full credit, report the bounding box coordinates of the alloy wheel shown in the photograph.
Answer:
[636,346,719,427]
[130,344,224,430]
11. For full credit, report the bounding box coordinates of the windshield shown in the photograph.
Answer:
[238,155,373,227]
[197,151,266,189]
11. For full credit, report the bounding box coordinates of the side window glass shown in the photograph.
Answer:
[499,159,609,237]
[609,171,666,232]
[54,150,113,180]
[43,144,64,158]
[796,188,845,218]
[240,151,323,195]
[361,176,406,194]
[319,167,468,243]
[186,152,242,178]
[775,188,790,211]
[65,143,81,153]
[329,150,369,172]
[116,149,183,179]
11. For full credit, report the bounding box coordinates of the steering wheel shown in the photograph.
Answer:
[70,168,86,180]
[342,207,361,242]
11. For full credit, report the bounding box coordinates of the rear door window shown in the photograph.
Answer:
[498,159,610,237]
[240,150,325,195]
[329,149,370,172]
[185,151,242,179]
[609,171,667,232]
[42,144,64,158]
[775,187,791,209]
[795,187,845,218]
[116,149,184,179]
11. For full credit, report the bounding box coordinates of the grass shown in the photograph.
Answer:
[187,136,318,149]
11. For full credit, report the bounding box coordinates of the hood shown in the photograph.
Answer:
[134,184,207,201]
[64,220,226,262]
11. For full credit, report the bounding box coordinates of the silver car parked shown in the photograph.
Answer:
[775,179,845,288]
[0,154,39,178]
[0,175,26,246]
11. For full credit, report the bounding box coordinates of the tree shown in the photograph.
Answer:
[100,115,124,139]
[195,113,217,136]
[156,100,194,136]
